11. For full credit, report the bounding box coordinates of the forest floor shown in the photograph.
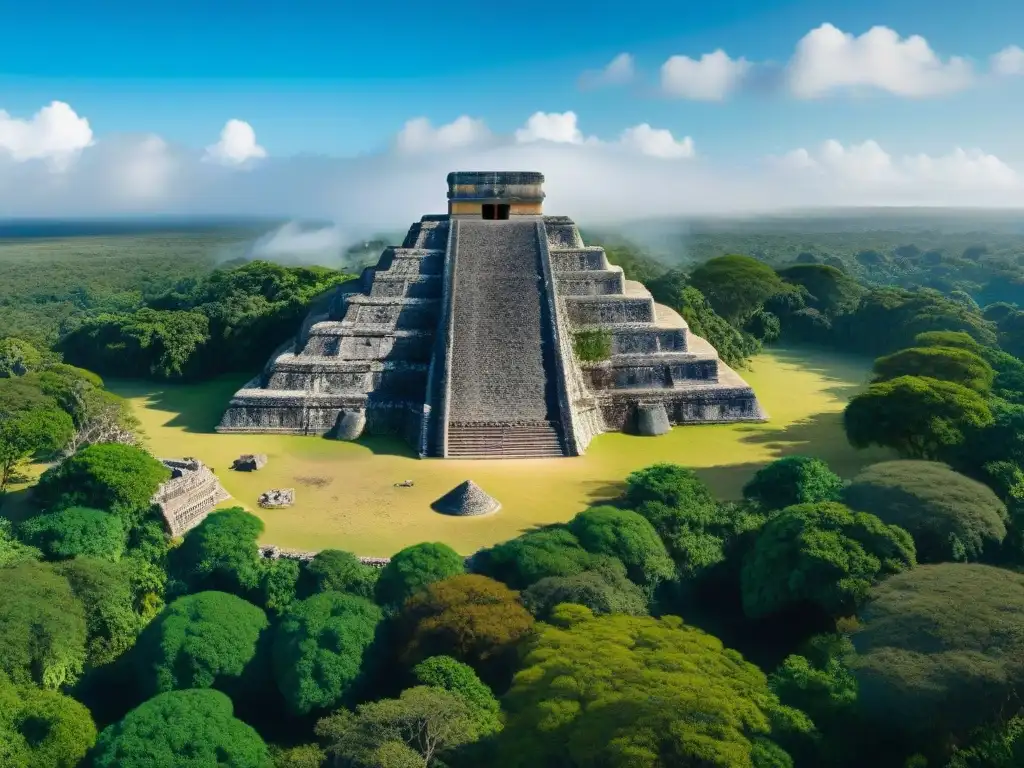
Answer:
[101,346,890,556]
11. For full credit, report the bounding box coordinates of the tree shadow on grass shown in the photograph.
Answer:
[762,345,873,402]
[0,486,35,523]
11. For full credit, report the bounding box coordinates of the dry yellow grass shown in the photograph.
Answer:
[101,346,889,556]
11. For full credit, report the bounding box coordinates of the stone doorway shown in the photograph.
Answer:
[481,204,511,220]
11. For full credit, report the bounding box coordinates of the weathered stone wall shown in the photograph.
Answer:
[417,218,458,457]
[599,389,764,431]
[565,297,656,325]
[218,218,449,444]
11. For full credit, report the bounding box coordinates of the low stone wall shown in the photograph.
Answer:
[258,545,477,568]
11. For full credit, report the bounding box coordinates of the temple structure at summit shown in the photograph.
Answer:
[217,171,766,458]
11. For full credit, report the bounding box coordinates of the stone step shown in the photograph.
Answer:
[446,421,565,458]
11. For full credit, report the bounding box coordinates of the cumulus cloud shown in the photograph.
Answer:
[771,139,1020,205]
[204,119,267,165]
[515,111,597,144]
[2,100,1024,225]
[660,50,750,100]
[580,53,635,88]
[992,45,1024,76]
[619,124,695,159]
[0,101,93,169]
[395,116,490,153]
[788,24,973,98]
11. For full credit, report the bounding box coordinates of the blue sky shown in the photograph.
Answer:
[2,0,1024,221]
[2,0,1023,159]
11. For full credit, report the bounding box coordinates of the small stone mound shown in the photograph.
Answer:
[636,403,670,436]
[232,453,268,471]
[259,488,295,509]
[432,480,500,517]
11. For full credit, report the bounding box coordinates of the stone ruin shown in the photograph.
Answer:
[218,171,766,458]
[151,458,231,537]
[432,480,501,516]
[231,453,268,471]
[259,488,295,509]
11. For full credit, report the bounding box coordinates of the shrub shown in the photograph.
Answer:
[572,329,612,362]
[843,461,1007,563]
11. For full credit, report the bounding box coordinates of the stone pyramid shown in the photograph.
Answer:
[431,480,501,516]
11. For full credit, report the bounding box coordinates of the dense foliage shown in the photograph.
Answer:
[843,461,1007,563]
[495,605,810,767]
[851,564,1024,757]
[92,689,270,768]
[272,591,382,715]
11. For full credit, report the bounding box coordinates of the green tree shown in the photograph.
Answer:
[0,338,43,378]
[634,498,764,580]
[0,561,87,689]
[851,564,1024,760]
[495,605,810,768]
[834,287,996,357]
[776,263,863,318]
[268,744,326,768]
[844,375,993,460]
[0,519,41,568]
[398,574,535,689]
[522,558,649,619]
[92,689,270,768]
[0,404,75,491]
[624,462,717,509]
[412,655,502,736]
[689,254,787,325]
[261,557,301,614]
[473,527,612,590]
[770,638,860,765]
[272,591,382,715]
[55,556,143,667]
[172,507,265,597]
[19,506,125,562]
[742,502,916,620]
[0,673,97,768]
[843,460,1007,563]
[947,716,1024,768]
[567,505,675,591]
[315,686,478,768]
[872,346,995,392]
[743,455,845,511]
[375,542,465,608]
[61,307,211,380]
[135,591,269,697]
[301,548,379,599]
[33,443,170,531]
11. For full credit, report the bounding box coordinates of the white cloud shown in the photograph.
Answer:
[515,111,597,144]
[580,53,635,88]
[0,101,93,169]
[660,50,750,100]
[772,139,1020,205]
[395,116,490,153]
[788,23,973,98]
[204,119,266,166]
[2,100,1024,224]
[619,124,695,159]
[992,45,1024,76]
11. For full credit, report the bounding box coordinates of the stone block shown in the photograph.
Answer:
[231,454,267,471]
[636,403,671,436]
[333,409,366,441]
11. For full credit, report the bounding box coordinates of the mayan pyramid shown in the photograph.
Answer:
[217,171,765,458]
[432,480,501,516]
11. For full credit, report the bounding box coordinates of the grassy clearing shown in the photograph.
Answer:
[86,346,891,557]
